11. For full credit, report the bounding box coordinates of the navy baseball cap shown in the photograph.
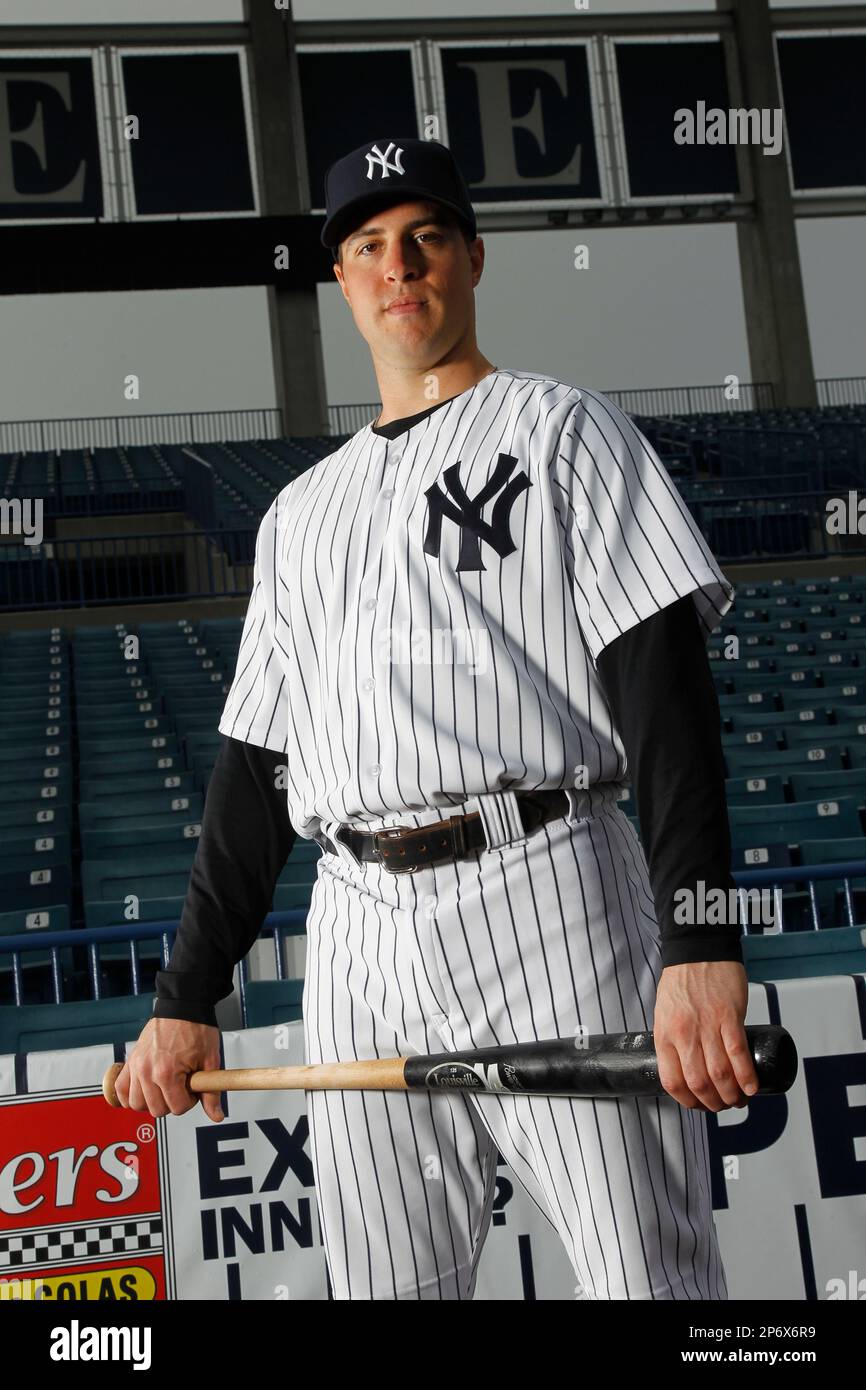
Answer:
[320,136,477,260]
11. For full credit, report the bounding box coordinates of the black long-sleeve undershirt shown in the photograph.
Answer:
[153,595,742,1025]
[152,736,296,1026]
[596,596,743,969]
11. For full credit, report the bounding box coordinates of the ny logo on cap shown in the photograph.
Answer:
[365,142,405,181]
[423,455,532,572]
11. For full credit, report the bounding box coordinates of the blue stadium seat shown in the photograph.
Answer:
[0,993,155,1054]
[725,774,786,806]
[729,796,863,844]
[784,727,859,750]
[788,769,866,803]
[733,844,794,871]
[724,710,832,732]
[242,979,304,1027]
[725,745,844,778]
[0,903,71,978]
[722,730,781,751]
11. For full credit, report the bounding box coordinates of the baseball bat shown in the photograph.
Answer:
[102,1023,796,1106]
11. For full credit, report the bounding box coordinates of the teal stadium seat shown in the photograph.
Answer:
[0,801,70,831]
[724,774,786,806]
[729,795,863,848]
[0,994,156,1054]
[784,727,857,749]
[82,854,195,964]
[722,729,781,751]
[724,710,832,732]
[0,863,72,914]
[79,791,203,828]
[742,924,866,981]
[788,769,866,803]
[726,746,845,778]
[272,883,315,910]
[784,683,866,707]
[242,978,305,1027]
[0,903,72,981]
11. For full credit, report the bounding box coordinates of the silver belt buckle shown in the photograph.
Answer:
[373,824,421,874]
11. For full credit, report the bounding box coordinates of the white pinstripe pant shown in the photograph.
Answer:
[304,786,729,1301]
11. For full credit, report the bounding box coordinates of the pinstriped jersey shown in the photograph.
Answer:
[217,368,734,841]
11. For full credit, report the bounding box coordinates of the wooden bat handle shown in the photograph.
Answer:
[102,1057,408,1106]
[103,1063,125,1107]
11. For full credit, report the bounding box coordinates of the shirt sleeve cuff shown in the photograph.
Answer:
[151,997,220,1028]
[153,968,233,1026]
[661,933,745,969]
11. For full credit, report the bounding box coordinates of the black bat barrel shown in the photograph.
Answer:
[403,1025,798,1098]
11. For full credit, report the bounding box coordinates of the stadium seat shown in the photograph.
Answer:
[728,796,863,843]
[722,729,781,751]
[784,683,866,708]
[242,978,304,1027]
[0,993,155,1054]
[742,924,866,982]
[724,709,833,732]
[788,768,866,803]
[272,883,315,910]
[784,727,859,750]
[725,746,845,778]
[733,843,794,871]
[724,774,786,806]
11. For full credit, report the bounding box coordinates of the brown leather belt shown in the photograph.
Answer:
[324,789,570,874]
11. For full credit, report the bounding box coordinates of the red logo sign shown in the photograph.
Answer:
[0,1090,166,1300]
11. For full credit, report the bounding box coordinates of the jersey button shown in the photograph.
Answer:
[370,763,381,776]
[366,599,376,610]
[382,488,395,500]
[363,677,375,691]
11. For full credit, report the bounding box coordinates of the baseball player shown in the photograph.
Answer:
[118,137,757,1300]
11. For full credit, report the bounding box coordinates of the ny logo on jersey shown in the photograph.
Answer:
[423,453,532,572]
[364,142,405,180]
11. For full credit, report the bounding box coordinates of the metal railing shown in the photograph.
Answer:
[694,488,866,564]
[625,379,865,416]
[817,377,866,409]
[606,382,777,416]
[1,385,862,456]
[4,470,866,610]
[0,911,307,1017]
[1,860,863,1020]
[729,859,866,935]
[8,475,184,520]
[0,525,258,610]
[2,487,864,609]
[0,408,285,454]
[679,471,814,502]
[328,401,377,436]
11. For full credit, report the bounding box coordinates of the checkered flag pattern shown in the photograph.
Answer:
[0,1217,163,1268]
